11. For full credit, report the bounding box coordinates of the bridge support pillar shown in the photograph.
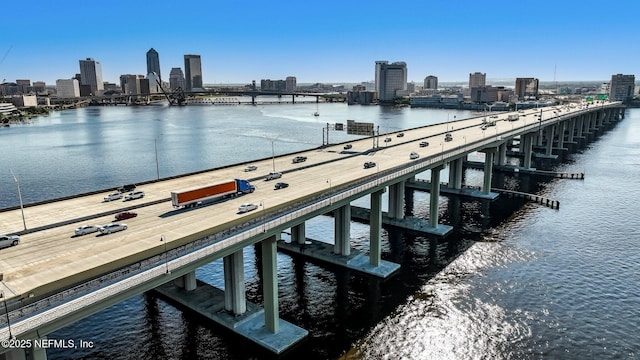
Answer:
[545,125,555,156]
[29,337,47,360]
[291,94,295,104]
[333,204,351,256]
[388,180,405,219]
[262,234,279,333]
[174,270,197,291]
[369,189,383,267]
[448,158,464,189]
[496,143,507,166]
[557,121,566,149]
[522,133,534,169]
[568,118,575,143]
[223,250,246,315]
[291,222,306,245]
[576,116,584,137]
[481,148,496,195]
[428,165,444,228]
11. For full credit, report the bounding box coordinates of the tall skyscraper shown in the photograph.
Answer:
[184,54,203,91]
[515,78,539,99]
[469,72,486,89]
[146,48,161,81]
[169,67,186,90]
[608,74,635,103]
[79,58,104,95]
[377,61,407,103]
[375,60,388,96]
[424,75,438,90]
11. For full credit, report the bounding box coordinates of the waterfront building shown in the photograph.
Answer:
[515,78,539,100]
[55,79,80,98]
[375,60,387,96]
[169,68,186,91]
[0,102,18,114]
[260,79,286,92]
[608,74,635,103]
[184,54,203,91]
[347,88,375,105]
[79,58,104,96]
[424,75,438,90]
[146,48,161,81]
[470,86,514,103]
[119,74,146,96]
[468,72,486,89]
[377,61,407,104]
[285,76,297,92]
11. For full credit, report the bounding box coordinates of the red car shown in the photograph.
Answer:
[115,211,137,221]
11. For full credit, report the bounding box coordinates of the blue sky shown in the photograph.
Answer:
[1,0,637,85]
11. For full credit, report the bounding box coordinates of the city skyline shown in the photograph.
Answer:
[1,1,637,85]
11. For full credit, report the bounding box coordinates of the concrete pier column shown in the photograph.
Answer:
[567,118,575,143]
[1,348,27,360]
[545,125,555,156]
[523,133,533,169]
[291,222,306,245]
[261,234,279,333]
[369,189,383,267]
[576,116,584,137]
[28,337,48,360]
[496,143,507,166]
[428,165,444,228]
[557,121,566,149]
[448,158,463,189]
[387,181,405,220]
[333,204,351,256]
[223,250,246,315]
[174,270,197,291]
[481,148,496,195]
[291,94,295,104]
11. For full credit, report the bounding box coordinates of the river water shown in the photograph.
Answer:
[1,100,638,359]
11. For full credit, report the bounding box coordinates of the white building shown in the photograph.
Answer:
[56,79,80,98]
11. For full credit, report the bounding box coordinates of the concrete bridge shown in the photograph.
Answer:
[0,101,624,359]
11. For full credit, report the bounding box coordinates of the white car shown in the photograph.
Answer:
[103,192,122,202]
[99,223,128,234]
[410,152,419,160]
[124,191,145,201]
[238,203,258,213]
[265,172,282,181]
[244,165,257,172]
[74,225,101,236]
[0,234,20,249]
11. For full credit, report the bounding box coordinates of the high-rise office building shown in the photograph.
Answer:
[469,72,486,89]
[285,76,297,92]
[608,74,635,103]
[377,61,407,103]
[375,60,388,96]
[515,78,539,99]
[169,67,186,90]
[79,58,104,95]
[424,75,438,90]
[146,48,161,81]
[184,54,203,91]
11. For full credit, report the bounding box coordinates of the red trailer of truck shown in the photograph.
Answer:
[171,179,255,208]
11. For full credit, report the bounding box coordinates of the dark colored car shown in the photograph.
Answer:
[343,144,353,150]
[292,156,307,163]
[274,182,289,190]
[419,141,429,147]
[115,211,138,221]
[118,184,136,193]
[364,161,376,169]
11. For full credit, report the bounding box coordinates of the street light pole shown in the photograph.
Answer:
[10,169,26,231]
[154,138,160,180]
[160,235,169,274]
[270,140,276,173]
